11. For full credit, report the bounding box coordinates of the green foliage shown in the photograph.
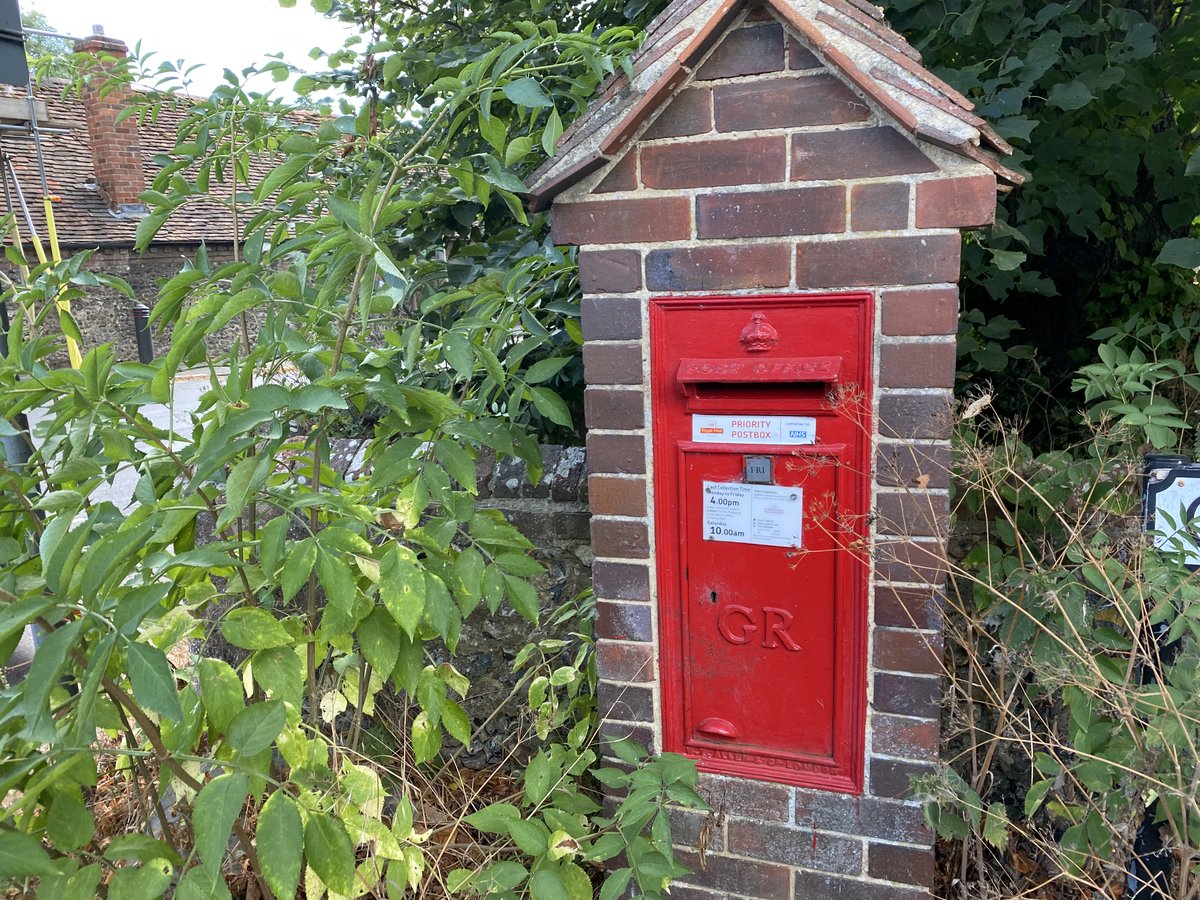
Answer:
[881,0,1200,438]
[0,5,705,896]
[925,365,1200,893]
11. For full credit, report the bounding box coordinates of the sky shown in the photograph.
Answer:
[29,0,353,96]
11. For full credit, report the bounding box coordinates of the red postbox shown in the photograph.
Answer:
[651,293,871,792]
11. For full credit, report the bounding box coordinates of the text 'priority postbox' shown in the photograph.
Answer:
[651,293,871,792]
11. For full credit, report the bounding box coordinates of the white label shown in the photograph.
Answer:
[702,481,803,548]
[692,415,816,445]
[1153,478,1200,566]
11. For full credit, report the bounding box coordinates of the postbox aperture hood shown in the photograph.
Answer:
[526,0,1022,211]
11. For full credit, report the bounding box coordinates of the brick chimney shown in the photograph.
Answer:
[72,28,148,217]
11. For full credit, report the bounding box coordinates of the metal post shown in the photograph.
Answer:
[132,302,154,363]
[0,299,31,470]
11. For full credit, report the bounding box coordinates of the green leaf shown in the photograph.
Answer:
[465,801,521,833]
[199,658,245,734]
[0,831,58,878]
[542,107,564,156]
[524,751,553,806]
[358,607,401,679]
[258,792,304,900]
[502,77,553,108]
[380,545,427,637]
[107,859,174,900]
[442,332,475,378]
[412,709,442,762]
[982,802,1010,850]
[1048,80,1094,110]
[221,608,292,650]
[127,641,184,721]
[529,387,572,427]
[505,574,541,623]
[216,454,270,531]
[1156,238,1200,269]
[176,866,233,900]
[530,869,571,900]
[304,812,356,896]
[281,537,318,604]
[317,550,358,611]
[442,699,472,746]
[193,772,249,869]
[227,701,287,755]
[46,785,95,852]
[1187,146,1200,177]
[1024,779,1052,817]
[472,860,528,892]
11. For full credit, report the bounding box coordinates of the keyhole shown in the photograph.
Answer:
[709,590,718,605]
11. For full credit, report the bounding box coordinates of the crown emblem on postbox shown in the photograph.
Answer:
[739,312,779,353]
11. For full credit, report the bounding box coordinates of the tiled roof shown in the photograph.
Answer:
[528,0,1021,208]
[0,83,288,250]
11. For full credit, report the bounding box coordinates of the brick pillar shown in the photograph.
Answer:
[534,3,1014,895]
[72,32,147,214]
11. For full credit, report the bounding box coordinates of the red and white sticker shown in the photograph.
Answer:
[692,415,816,445]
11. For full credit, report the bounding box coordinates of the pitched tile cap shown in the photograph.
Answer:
[526,0,1022,210]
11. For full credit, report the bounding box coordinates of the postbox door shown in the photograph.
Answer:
[651,293,871,793]
[680,444,850,761]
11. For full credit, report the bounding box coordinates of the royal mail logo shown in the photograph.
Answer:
[699,427,725,435]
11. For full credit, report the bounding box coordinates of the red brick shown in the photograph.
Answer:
[852,182,909,232]
[583,341,644,385]
[698,773,791,821]
[876,490,949,538]
[696,23,785,80]
[916,174,997,229]
[875,586,943,631]
[876,441,952,490]
[875,538,948,584]
[874,672,941,718]
[878,392,954,440]
[881,288,959,336]
[872,714,939,761]
[596,600,653,643]
[727,819,863,875]
[646,244,790,292]
[589,475,647,516]
[581,296,642,341]
[641,136,786,190]
[586,432,646,475]
[789,35,821,69]
[696,185,845,239]
[584,388,644,430]
[792,127,937,181]
[870,757,935,799]
[596,641,655,682]
[643,87,712,141]
[598,680,655,722]
[592,560,650,601]
[552,197,690,245]
[591,517,649,559]
[794,791,931,844]
[745,2,776,21]
[869,842,936,886]
[715,74,868,132]
[674,850,791,899]
[875,627,944,676]
[578,249,641,293]
[795,234,962,289]
[595,151,638,193]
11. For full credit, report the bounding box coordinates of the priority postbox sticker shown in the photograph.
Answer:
[692,415,816,445]
[702,481,803,549]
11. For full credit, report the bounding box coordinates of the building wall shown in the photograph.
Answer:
[552,6,994,897]
[18,243,256,366]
